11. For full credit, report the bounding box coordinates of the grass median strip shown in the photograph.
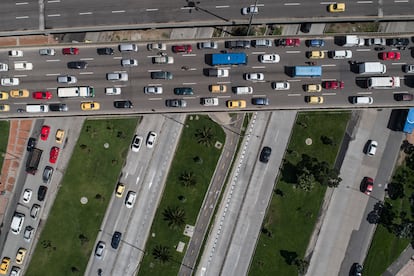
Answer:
[0,121,9,170]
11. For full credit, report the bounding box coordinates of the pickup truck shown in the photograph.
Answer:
[14,62,33,71]
[207,68,229,78]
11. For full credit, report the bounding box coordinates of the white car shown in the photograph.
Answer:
[105,87,121,95]
[272,81,290,90]
[259,54,280,63]
[22,189,32,203]
[367,140,378,156]
[244,73,264,81]
[0,63,8,71]
[125,191,137,208]
[1,77,19,86]
[197,42,218,49]
[131,135,142,152]
[106,72,128,81]
[144,86,163,94]
[147,43,167,51]
[57,75,77,84]
[121,59,138,67]
[95,241,105,259]
[241,5,258,15]
[9,50,23,57]
[201,97,219,106]
[146,131,157,148]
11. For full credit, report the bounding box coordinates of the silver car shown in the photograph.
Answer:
[197,41,218,49]
[107,72,128,82]
[144,86,163,94]
[95,241,106,259]
[57,75,77,84]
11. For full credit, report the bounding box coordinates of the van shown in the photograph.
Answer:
[232,86,253,95]
[252,39,272,47]
[330,50,352,59]
[118,43,138,52]
[352,96,373,105]
[26,104,49,113]
[367,77,400,89]
[357,62,386,74]
[11,213,25,235]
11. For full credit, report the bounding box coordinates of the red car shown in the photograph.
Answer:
[362,177,374,195]
[49,146,60,164]
[172,45,192,53]
[323,81,344,90]
[40,125,50,141]
[62,47,79,55]
[380,51,400,60]
[32,91,52,100]
[276,38,300,47]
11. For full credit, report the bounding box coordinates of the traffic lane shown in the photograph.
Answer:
[0,1,39,32]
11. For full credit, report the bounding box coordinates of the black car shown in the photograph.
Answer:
[27,137,36,152]
[252,98,269,106]
[386,37,409,46]
[259,146,272,163]
[67,61,88,69]
[151,71,173,80]
[394,93,414,101]
[113,100,133,109]
[173,87,193,95]
[300,23,312,33]
[351,263,363,276]
[49,103,68,112]
[111,231,122,249]
[224,40,251,49]
[38,185,48,201]
[42,166,54,183]
[97,47,114,55]
[166,99,187,108]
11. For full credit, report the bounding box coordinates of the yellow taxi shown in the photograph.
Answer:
[0,257,10,275]
[0,104,10,112]
[305,84,322,92]
[81,101,100,111]
[210,84,227,93]
[115,183,125,198]
[15,248,26,265]
[307,96,324,104]
[308,51,325,59]
[55,129,65,144]
[0,92,8,100]
[226,100,246,109]
[10,89,29,98]
[328,3,345,12]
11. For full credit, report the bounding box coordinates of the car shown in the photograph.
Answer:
[201,97,219,107]
[62,47,79,55]
[9,50,23,57]
[43,166,54,183]
[22,189,32,203]
[306,39,325,47]
[111,231,122,249]
[166,99,187,108]
[37,185,47,201]
[197,42,218,49]
[172,44,192,53]
[226,100,246,109]
[305,84,322,92]
[146,131,157,148]
[114,100,133,109]
[131,135,142,152]
[41,125,51,141]
[97,47,114,55]
[272,81,290,90]
[49,103,68,112]
[0,104,9,112]
[30,204,40,219]
[403,64,414,73]
[300,23,312,33]
[55,129,65,144]
[10,267,20,276]
[0,63,8,72]
[367,140,378,156]
[105,87,121,95]
[386,37,410,47]
[81,101,100,111]
[259,54,280,63]
[394,93,414,101]
[152,56,174,64]
[0,92,8,100]
[0,257,10,274]
[210,84,227,93]
[259,146,272,163]
[323,80,344,90]
[362,177,374,195]
[308,50,325,59]
[147,43,166,51]
[57,75,77,84]
[365,38,386,46]
[67,61,88,69]
[49,146,60,164]
[144,86,163,94]
[125,191,137,208]
[174,87,193,95]
[115,183,125,198]
[380,51,400,60]
[275,38,300,47]
[39,48,56,56]
[241,5,258,15]
[106,72,128,81]
[121,59,138,67]
[252,98,269,106]
[118,43,138,52]
[27,137,36,151]
[306,96,324,104]
[225,40,250,49]
[10,89,29,98]
[15,248,26,265]
[32,91,52,100]
[23,226,34,242]
[351,263,363,276]
[328,3,345,12]
[244,73,264,81]
[1,78,19,86]
[151,71,173,80]
[95,241,106,259]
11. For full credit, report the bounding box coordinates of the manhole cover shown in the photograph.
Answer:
[80,197,88,204]
[305,138,313,145]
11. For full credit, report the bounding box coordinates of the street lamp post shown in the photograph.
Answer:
[246,0,259,36]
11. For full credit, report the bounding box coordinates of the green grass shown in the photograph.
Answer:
[26,118,138,275]
[0,120,10,170]
[139,115,225,276]
[250,111,350,275]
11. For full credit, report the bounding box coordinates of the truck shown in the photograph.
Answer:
[14,62,33,71]
[292,66,322,77]
[367,76,400,89]
[57,86,95,98]
[207,68,229,78]
[26,148,43,175]
[210,53,247,66]
[342,35,365,47]
[357,62,387,74]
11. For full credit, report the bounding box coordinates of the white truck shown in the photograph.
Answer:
[342,35,365,47]
[57,86,95,98]
[207,68,229,78]
[357,62,387,74]
[367,76,400,89]
[14,62,33,71]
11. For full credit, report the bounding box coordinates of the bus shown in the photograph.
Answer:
[292,66,322,77]
[210,53,247,66]
[57,86,95,98]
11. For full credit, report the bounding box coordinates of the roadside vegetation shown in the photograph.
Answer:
[27,118,138,275]
[138,115,225,275]
[249,111,350,275]
[0,121,10,170]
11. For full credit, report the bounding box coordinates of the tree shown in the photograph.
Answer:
[195,127,215,147]
[294,258,309,274]
[163,206,186,229]
[388,182,405,200]
[320,135,334,145]
[296,169,316,192]
[378,201,396,232]
[179,171,196,187]
[152,245,172,263]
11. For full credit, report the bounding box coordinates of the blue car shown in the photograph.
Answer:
[307,39,325,47]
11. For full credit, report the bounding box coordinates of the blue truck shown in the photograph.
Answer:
[210,53,247,66]
[292,66,322,77]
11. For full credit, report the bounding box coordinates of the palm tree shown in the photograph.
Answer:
[163,206,186,229]
[179,171,196,187]
[195,127,215,147]
[152,245,171,263]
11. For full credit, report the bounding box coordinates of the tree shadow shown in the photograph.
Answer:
[280,250,298,265]
[280,160,298,183]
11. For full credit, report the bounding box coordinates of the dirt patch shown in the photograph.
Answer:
[110,29,171,42]
[0,35,55,47]
[325,22,380,33]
